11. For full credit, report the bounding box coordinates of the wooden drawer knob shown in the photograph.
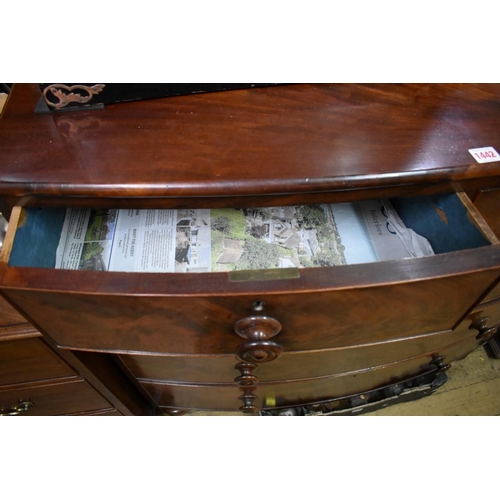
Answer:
[470,317,498,342]
[234,316,282,341]
[233,316,283,412]
[234,316,283,363]
[430,355,451,373]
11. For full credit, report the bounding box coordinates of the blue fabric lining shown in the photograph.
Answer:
[390,194,489,254]
[9,208,67,268]
[7,194,490,268]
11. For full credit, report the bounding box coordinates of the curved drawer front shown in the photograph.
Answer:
[2,193,500,357]
[140,334,480,411]
[3,251,500,355]
[119,326,482,384]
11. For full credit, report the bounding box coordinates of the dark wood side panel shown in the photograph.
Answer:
[44,345,154,416]
[473,189,500,237]
[474,189,500,301]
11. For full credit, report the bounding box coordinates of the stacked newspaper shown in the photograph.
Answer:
[55,201,434,273]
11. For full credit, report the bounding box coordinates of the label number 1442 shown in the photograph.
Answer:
[469,147,500,163]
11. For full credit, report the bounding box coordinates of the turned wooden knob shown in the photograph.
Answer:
[470,317,498,342]
[239,389,258,413]
[234,316,283,363]
[234,362,259,386]
[430,355,451,373]
[234,316,282,341]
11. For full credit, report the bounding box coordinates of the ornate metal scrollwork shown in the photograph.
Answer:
[43,84,105,109]
[0,400,34,416]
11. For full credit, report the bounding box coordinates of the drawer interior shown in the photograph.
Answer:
[390,194,491,254]
[4,192,495,271]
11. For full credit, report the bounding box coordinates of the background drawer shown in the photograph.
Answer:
[140,333,481,411]
[0,337,74,386]
[0,379,113,416]
[0,294,38,340]
[119,325,482,384]
[470,298,500,329]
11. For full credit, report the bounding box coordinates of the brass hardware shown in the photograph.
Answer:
[229,267,300,282]
[0,400,34,416]
[43,84,105,109]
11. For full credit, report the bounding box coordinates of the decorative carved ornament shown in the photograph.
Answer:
[43,84,105,109]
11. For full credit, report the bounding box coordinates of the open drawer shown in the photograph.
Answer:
[1,192,500,356]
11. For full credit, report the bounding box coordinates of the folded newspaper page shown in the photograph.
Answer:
[357,199,435,260]
[55,202,434,273]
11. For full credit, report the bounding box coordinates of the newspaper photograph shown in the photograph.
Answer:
[55,201,434,273]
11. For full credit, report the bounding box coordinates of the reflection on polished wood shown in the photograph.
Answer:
[1,84,500,415]
[1,84,500,211]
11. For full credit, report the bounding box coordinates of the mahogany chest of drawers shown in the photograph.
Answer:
[1,83,500,415]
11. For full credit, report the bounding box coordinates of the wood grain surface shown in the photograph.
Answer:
[1,84,500,209]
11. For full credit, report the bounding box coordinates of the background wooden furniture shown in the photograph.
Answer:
[0,294,149,415]
[1,83,500,415]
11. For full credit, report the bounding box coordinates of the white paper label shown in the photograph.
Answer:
[468,147,500,163]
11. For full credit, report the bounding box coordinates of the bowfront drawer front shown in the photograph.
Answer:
[1,193,500,358]
[119,325,483,384]
[0,337,75,386]
[0,379,113,416]
[140,333,481,412]
[2,258,500,357]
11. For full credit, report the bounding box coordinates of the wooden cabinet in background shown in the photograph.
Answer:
[0,296,117,416]
[0,296,150,416]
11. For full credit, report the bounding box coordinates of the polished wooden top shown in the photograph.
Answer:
[1,83,499,203]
